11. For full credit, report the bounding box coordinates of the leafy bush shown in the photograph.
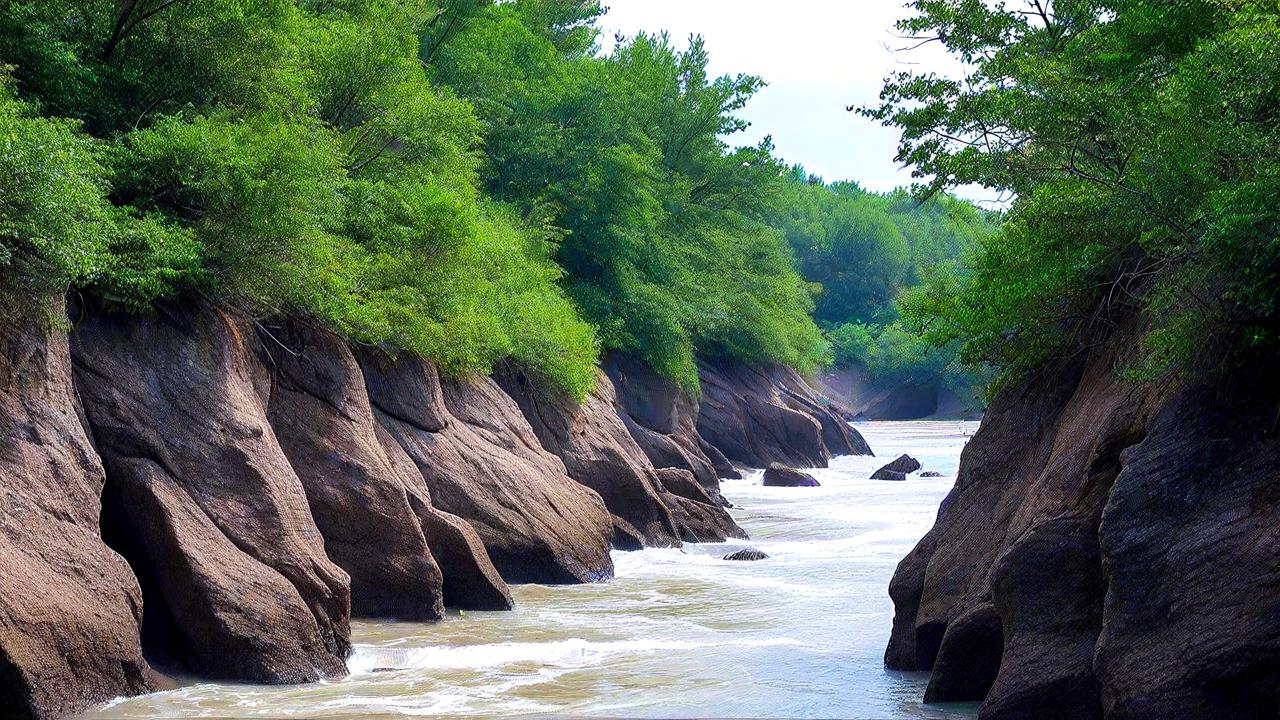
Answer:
[864,0,1280,387]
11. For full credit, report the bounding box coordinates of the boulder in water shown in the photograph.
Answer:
[762,463,820,487]
[724,548,769,561]
[920,470,943,478]
[872,468,909,482]
[876,454,922,475]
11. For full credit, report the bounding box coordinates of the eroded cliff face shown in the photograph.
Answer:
[0,294,153,720]
[0,298,863,718]
[885,325,1280,719]
[71,304,352,683]
[604,353,736,487]
[496,363,746,546]
[359,350,616,585]
[696,359,871,469]
[260,319,510,620]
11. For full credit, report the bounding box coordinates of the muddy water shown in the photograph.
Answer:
[86,421,980,719]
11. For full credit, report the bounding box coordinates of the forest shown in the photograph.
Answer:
[0,0,988,399]
[867,0,1280,393]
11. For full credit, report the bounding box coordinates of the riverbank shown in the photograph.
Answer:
[83,422,977,720]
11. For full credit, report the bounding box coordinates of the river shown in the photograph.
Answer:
[85,421,980,720]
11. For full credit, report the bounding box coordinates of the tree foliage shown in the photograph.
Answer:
[864,0,1280,388]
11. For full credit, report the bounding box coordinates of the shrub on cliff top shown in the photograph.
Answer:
[865,0,1280,390]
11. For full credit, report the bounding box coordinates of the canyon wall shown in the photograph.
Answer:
[0,298,866,719]
[885,322,1280,719]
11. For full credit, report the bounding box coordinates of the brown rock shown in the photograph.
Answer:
[0,293,154,719]
[696,360,871,469]
[358,351,614,584]
[72,303,350,683]
[604,354,728,490]
[876,454,922,475]
[261,319,509,618]
[494,365,682,548]
[762,463,820,488]
[880,312,1280,717]
[377,425,513,610]
[655,468,747,543]
[771,365,873,457]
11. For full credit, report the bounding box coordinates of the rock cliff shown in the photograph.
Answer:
[885,322,1280,719]
[0,296,867,718]
[72,304,351,683]
[359,350,616,585]
[0,294,153,720]
[696,359,871,468]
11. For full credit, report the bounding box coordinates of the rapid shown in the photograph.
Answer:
[86,421,979,720]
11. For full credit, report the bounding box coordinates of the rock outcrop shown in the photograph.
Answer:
[358,351,615,584]
[762,463,821,487]
[696,359,871,469]
[877,454,922,475]
[885,318,1280,718]
[260,320,510,618]
[871,455,921,481]
[71,303,351,683]
[0,293,154,720]
[604,354,736,487]
[655,467,747,543]
[496,364,745,546]
[494,365,683,548]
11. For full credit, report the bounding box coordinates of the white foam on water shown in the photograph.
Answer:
[348,636,807,675]
[82,421,979,720]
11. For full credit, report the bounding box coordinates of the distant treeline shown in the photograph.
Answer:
[0,0,989,398]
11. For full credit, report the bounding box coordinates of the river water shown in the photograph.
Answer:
[87,421,980,720]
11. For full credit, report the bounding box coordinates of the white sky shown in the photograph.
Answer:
[598,1,993,202]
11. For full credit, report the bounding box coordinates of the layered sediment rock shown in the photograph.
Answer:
[358,351,615,584]
[696,359,870,469]
[495,365,683,548]
[0,293,154,720]
[654,467,747,543]
[604,354,734,486]
[260,320,510,618]
[71,304,351,683]
[497,364,745,546]
[885,319,1280,718]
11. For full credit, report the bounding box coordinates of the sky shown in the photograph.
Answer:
[598,1,991,202]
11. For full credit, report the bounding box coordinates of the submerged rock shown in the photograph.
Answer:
[359,351,615,585]
[72,303,350,684]
[0,292,154,719]
[724,548,769,561]
[919,470,943,478]
[762,463,821,487]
